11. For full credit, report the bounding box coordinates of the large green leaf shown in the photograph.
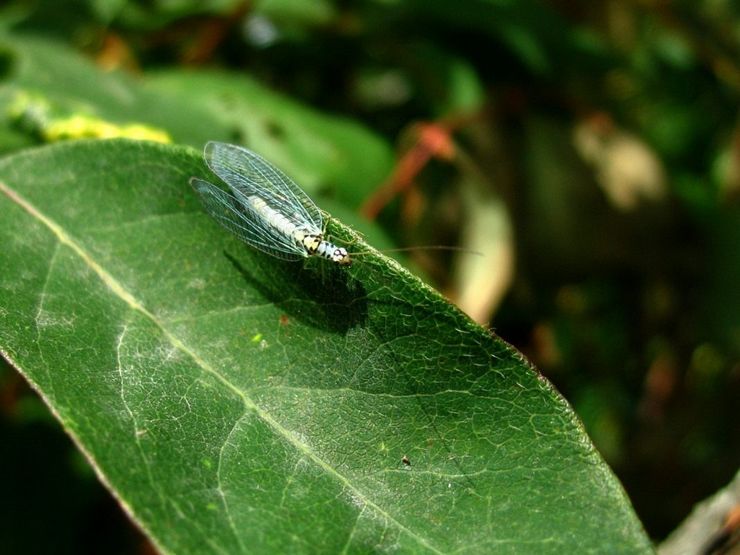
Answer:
[0,139,652,554]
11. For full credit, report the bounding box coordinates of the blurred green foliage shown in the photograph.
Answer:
[0,0,738,551]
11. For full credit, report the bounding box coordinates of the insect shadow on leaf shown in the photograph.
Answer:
[223,250,368,334]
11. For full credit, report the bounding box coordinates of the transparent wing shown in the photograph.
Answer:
[204,141,323,232]
[191,178,306,260]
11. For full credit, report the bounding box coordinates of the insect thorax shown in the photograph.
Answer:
[294,230,322,254]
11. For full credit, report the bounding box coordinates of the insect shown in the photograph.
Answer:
[191,141,351,265]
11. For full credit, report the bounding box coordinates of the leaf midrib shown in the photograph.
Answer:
[0,179,446,555]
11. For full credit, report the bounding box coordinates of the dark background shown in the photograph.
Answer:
[1,0,738,552]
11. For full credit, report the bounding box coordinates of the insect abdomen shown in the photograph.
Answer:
[246,194,350,264]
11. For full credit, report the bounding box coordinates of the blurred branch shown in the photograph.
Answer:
[360,121,457,220]
[181,1,251,65]
[659,469,740,555]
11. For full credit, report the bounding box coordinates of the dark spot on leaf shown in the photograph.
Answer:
[229,128,247,144]
[264,120,285,139]
[0,46,16,80]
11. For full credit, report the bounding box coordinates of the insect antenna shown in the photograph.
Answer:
[350,245,482,257]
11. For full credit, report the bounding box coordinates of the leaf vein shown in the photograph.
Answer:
[215,411,248,553]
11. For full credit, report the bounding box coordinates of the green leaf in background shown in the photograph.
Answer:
[144,70,394,208]
[0,34,394,208]
[255,0,336,28]
[0,139,651,553]
[0,34,217,146]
